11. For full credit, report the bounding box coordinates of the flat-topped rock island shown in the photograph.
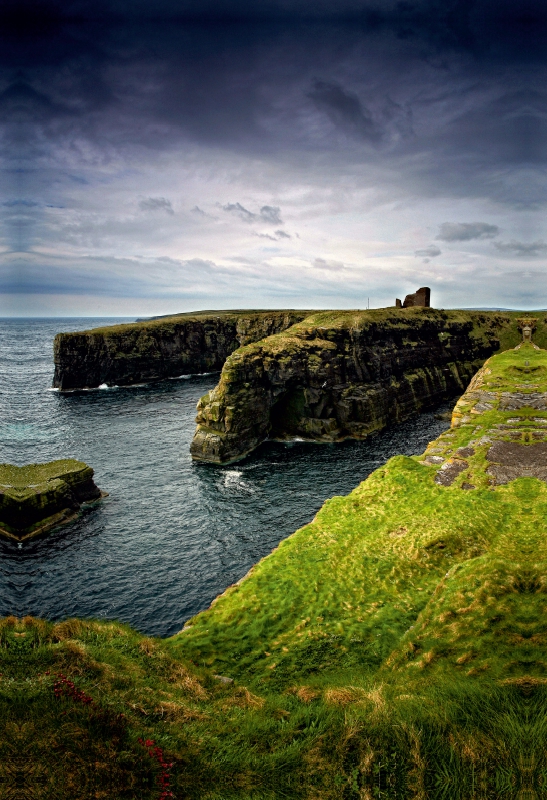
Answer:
[0,460,103,541]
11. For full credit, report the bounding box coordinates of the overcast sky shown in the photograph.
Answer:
[1,0,546,315]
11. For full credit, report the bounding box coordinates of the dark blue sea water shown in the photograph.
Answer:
[0,318,454,637]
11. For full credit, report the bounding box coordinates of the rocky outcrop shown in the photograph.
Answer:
[53,310,309,390]
[190,308,528,463]
[0,460,103,540]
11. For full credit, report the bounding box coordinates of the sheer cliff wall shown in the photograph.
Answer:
[53,311,309,390]
[190,309,545,463]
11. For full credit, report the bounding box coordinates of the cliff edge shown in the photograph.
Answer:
[53,310,309,390]
[191,308,534,463]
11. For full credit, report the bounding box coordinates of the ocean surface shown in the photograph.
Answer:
[0,318,455,637]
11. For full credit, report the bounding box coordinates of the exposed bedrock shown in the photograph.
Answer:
[190,309,536,464]
[0,460,103,541]
[53,310,309,390]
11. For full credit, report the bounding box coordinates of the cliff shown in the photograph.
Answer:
[7,345,547,796]
[191,308,536,463]
[53,310,309,390]
[0,459,102,540]
[166,343,547,793]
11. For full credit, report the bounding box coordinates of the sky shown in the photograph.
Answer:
[1,0,547,315]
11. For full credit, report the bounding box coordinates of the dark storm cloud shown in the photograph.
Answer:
[493,240,547,256]
[308,80,380,142]
[3,5,547,183]
[3,0,547,311]
[436,223,500,241]
[138,197,174,215]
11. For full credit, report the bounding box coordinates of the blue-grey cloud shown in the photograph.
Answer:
[222,203,282,225]
[138,197,174,215]
[255,229,291,241]
[436,223,500,241]
[222,202,257,222]
[259,205,282,224]
[415,245,441,258]
[493,240,547,256]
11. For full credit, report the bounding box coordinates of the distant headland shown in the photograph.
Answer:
[52,296,547,464]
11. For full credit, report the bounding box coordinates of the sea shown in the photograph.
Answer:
[0,317,455,637]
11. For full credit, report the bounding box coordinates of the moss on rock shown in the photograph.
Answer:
[192,308,537,463]
[0,460,102,540]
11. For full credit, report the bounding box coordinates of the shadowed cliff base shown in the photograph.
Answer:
[4,343,547,797]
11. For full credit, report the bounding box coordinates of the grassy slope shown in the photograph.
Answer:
[70,310,312,337]
[4,342,547,798]
[59,306,540,343]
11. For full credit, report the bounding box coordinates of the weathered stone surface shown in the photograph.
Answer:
[499,392,547,411]
[0,460,103,540]
[53,310,309,390]
[435,459,469,486]
[487,441,547,484]
[403,287,431,308]
[191,308,518,464]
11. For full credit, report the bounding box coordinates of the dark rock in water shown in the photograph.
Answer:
[0,460,103,541]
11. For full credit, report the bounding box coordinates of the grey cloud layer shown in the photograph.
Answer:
[415,246,441,258]
[222,203,283,225]
[494,240,547,256]
[138,197,175,215]
[2,1,547,310]
[436,223,500,241]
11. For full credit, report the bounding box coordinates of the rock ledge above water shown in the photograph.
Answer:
[0,460,103,541]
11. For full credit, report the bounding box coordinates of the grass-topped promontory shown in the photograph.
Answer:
[5,343,547,797]
[0,459,102,540]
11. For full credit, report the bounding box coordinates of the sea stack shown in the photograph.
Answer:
[0,460,103,541]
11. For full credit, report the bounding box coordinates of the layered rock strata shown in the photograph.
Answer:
[53,310,309,390]
[0,460,102,540]
[191,308,529,463]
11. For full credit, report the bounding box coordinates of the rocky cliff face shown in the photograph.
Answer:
[190,309,530,463]
[53,311,309,390]
[0,460,102,540]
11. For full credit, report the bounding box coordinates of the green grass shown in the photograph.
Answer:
[4,343,547,797]
[0,459,91,489]
[64,310,312,337]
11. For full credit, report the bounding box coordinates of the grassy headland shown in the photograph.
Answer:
[3,342,547,797]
